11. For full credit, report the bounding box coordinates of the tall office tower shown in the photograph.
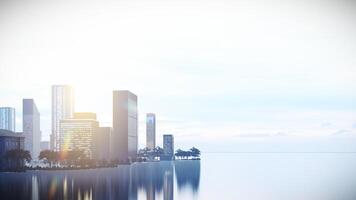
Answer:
[162,134,174,160]
[51,85,74,151]
[0,107,16,132]
[146,113,156,150]
[94,127,111,161]
[59,112,98,158]
[112,90,138,161]
[23,99,41,160]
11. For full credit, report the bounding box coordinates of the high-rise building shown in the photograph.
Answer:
[94,127,111,161]
[162,134,174,160]
[23,99,41,160]
[146,113,156,150]
[51,85,74,151]
[112,90,138,161]
[59,112,98,158]
[0,107,16,132]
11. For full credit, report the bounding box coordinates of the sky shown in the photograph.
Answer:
[0,0,356,152]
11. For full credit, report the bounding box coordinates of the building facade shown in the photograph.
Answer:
[51,85,74,151]
[0,129,25,170]
[23,99,41,160]
[59,113,98,158]
[94,127,111,161]
[0,107,16,132]
[146,113,156,150]
[40,141,50,151]
[162,134,174,160]
[112,90,138,161]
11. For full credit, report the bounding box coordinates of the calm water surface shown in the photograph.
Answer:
[1,153,356,200]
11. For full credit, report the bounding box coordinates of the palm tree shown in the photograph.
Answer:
[39,150,58,167]
[138,147,149,159]
[175,149,184,160]
[154,146,164,159]
[190,147,201,159]
[4,149,31,170]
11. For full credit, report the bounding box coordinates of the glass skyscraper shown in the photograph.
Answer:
[51,85,74,151]
[146,113,156,150]
[0,107,16,132]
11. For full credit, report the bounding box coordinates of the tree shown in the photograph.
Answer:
[154,146,164,159]
[39,150,58,167]
[190,147,201,159]
[4,149,31,170]
[175,149,184,160]
[138,147,149,159]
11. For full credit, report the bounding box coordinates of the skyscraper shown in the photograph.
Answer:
[23,99,41,160]
[146,113,156,150]
[162,134,174,160]
[51,85,74,151]
[59,112,98,158]
[112,90,138,161]
[0,107,16,132]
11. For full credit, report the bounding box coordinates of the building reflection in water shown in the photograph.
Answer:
[0,160,200,200]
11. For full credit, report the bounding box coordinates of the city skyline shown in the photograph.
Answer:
[0,0,355,199]
[0,0,355,153]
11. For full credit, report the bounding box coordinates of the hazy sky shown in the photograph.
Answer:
[0,0,355,151]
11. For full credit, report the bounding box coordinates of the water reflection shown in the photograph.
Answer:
[0,160,200,200]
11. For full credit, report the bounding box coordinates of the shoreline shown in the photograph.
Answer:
[0,159,200,172]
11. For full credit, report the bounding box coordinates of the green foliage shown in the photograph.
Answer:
[4,149,31,170]
[4,149,31,162]
[175,147,201,160]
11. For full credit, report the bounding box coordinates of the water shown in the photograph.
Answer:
[1,153,356,200]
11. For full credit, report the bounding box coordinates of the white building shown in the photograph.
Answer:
[51,85,74,151]
[0,107,16,132]
[23,99,41,160]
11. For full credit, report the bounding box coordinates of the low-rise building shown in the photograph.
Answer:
[0,129,25,170]
[59,113,99,159]
[40,141,50,151]
[94,127,111,161]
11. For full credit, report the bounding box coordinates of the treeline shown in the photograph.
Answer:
[38,150,121,169]
[175,147,201,160]
[137,146,201,160]
[0,149,31,171]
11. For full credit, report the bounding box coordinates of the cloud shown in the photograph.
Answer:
[234,132,289,138]
[236,133,272,138]
[321,122,332,128]
[333,129,350,136]
[353,123,356,129]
